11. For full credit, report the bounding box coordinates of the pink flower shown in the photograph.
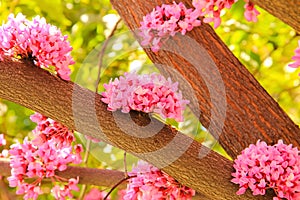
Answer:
[0,13,74,80]
[139,2,201,52]
[139,1,260,52]
[102,72,189,122]
[8,113,82,199]
[120,161,195,200]
[244,1,260,22]
[192,0,238,28]
[30,112,75,148]
[7,137,82,200]
[232,140,300,200]
[289,40,300,69]
[84,188,110,200]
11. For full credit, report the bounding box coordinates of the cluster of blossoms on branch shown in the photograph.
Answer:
[139,0,259,51]
[7,113,83,200]
[232,140,300,200]
[192,0,259,28]
[120,161,195,200]
[139,2,201,52]
[8,138,82,200]
[0,13,74,80]
[102,72,189,122]
[77,160,195,200]
[30,112,75,147]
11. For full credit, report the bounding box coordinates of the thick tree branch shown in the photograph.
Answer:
[251,0,300,33]
[110,0,300,159]
[0,158,125,187]
[0,57,271,199]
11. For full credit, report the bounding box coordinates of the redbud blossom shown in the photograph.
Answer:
[0,13,74,80]
[139,1,260,52]
[30,112,75,148]
[232,140,300,200]
[192,0,238,28]
[7,137,82,200]
[121,161,195,200]
[139,2,201,52]
[102,72,189,122]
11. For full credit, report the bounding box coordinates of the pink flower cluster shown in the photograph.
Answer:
[30,112,75,148]
[289,40,300,70]
[139,2,201,52]
[0,13,74,80]
[7,113,82,199]
[192,0,237,28]
[192,0,259,28]
[232,140,300,200]
[102,72,189,122]
[120,161,195,200]
[139,1,260,51]
[7,137,83,200]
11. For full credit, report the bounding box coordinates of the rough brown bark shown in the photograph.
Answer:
[110,0,300,159]
[251,0,300,33]
[0,158,125,187]
[0,57,271,199]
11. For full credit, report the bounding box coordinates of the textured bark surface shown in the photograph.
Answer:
[0,158,124,187]
[110,0,300,159]
[0,57,272,199]
[251,0,300,33]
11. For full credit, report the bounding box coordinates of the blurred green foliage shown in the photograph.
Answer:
[217,0,300,124]
[0,0,299,199]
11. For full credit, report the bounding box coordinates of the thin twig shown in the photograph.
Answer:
[124,151,128,177]
[78,136,92,199]
[95,18,122,93]
[82,139,92,164]
[103,175,135,200]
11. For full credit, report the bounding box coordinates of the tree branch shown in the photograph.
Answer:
[0,57,271,199]
[250,0,300,33]
[110,0,300,159]
[0,158,125,187]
